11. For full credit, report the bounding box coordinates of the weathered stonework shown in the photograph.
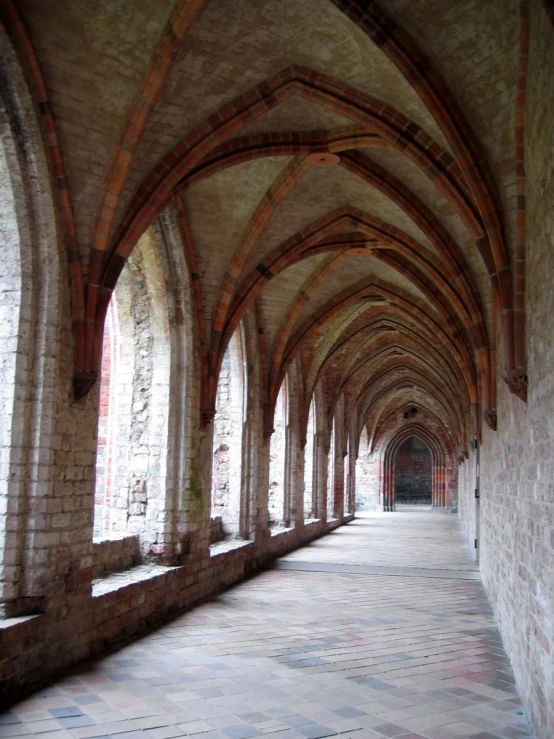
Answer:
[92,535,140,578]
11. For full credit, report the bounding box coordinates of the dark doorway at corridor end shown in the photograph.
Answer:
[395,435,432,508]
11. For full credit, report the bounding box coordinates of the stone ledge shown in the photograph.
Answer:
[270,525,295,537]
[0,613,43,631]
[92,563,181,598]
[209,538,254,558]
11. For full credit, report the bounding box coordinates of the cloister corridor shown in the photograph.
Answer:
[0,513,533,739]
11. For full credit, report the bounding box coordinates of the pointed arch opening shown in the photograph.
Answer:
[269,378,288,528]
[0,34,61,618]
[327,419,336,520]
[381,424,456,512]
[304,396,316,520]
[94,297,119,538]
[93,230,173,555]
[343,435,351,516]
[394,436,432,507]
[211,322,247,539]
[355,424,381,511]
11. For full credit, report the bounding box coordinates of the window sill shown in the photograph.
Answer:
[209,538,254,558]
[0,613,43,630]
[92,563,181,598]
[270,525,295,537]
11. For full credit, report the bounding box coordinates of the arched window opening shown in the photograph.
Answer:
[0,124,23,611]
[304,397,316,519]
[355,425,380,511]
[327,420,336,519]
[355,426,369,511]
[394,436,432,506]
[211,324,246,539]
[0,44,61,617]
[94,298,118,538]
[269,379,287,528]
[92,230,172,558]
[343,436,350,516]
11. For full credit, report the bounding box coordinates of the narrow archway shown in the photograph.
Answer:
[354,426,380,511]
[92,229,173,556]
[304,396,316,519]
[94,297,118,539]
[211,323,247,539]
[381,423,456,512]
[327,420,336,519]
[394,436,432,507]
[343,436,351,516]
[268,379,287,528]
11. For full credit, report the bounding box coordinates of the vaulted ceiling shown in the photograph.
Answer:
[5,0,533,454]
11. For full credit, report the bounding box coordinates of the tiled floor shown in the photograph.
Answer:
[0,511,534,738]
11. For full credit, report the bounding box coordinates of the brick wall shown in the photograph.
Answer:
[92,535,140,578]
[459,8,554,734]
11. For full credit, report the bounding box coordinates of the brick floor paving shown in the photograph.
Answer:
[0,511,534,738]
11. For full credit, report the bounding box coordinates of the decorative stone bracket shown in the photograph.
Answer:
[483,408,497,431]
[201,407,216,428]
[504,370,528,403]
[73,371,98,401]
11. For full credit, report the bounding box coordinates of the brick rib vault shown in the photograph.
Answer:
[0,1,552,738]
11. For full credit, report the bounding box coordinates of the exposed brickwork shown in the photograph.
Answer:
[459,7,554,735]
[92,535,139,579]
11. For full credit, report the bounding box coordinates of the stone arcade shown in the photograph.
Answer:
[0,1,552,737]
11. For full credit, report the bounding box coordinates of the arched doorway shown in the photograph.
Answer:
[381,423,456,511]
[394,436,432,507]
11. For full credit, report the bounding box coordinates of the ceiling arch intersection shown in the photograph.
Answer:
[3,0,528,436]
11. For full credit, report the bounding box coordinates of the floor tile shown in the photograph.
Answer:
[5,512,535,739]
